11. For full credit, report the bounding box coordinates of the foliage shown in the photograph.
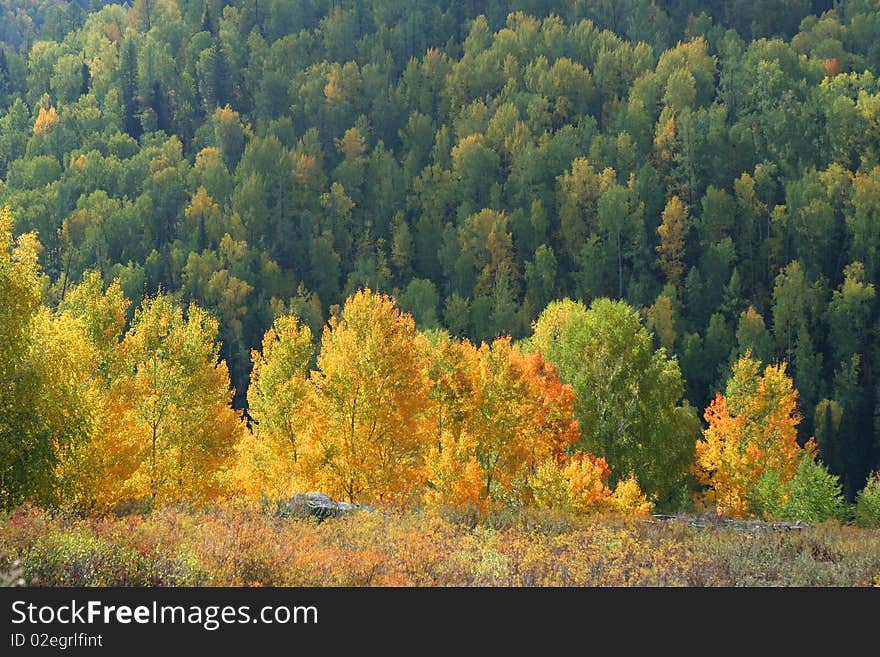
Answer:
[235,315,314,501]
[751,456,849,523]
[3,0,880,513]
[531,298,699,509]
[695,354,817,518]
[855,473,880,528]
[296,289,433,506]
[527,454,652,516]
[0,207,90,508]
[2,505,880,587]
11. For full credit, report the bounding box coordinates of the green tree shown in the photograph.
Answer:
[531,298,699,508]
[597,182,644,299]
[827,262,875,367]
[398,278,440,330]
[119,34,142,139]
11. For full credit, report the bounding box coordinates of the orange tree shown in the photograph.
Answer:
[694,353,815,518]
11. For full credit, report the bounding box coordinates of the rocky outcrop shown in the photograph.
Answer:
[648,514,808,532]
[276,492,366,522]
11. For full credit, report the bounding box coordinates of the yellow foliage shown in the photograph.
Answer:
[55,290,247,508]
[334,127,367,161]
[562,454,613,511]
[424,432,486,516]
[527,453,649,516]
[694,354,814,518]
[184,186,220,232]
[656,195,688,289]
[610,476,652,516]
[653,112,676,164]
[230,428,305,503]
[33,106,59,135]
[646,293,677,352]
[233,315,314,501]
[296,289,433,506]
[467,338,579,504]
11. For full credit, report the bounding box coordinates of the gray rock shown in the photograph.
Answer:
[276,492,367,522]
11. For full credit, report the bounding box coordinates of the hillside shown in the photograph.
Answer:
[2,1,880,524]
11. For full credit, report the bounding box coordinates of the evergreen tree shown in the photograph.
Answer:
[119,36,142,139]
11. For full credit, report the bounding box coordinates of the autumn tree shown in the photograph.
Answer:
[0,208,90,508]
[5,0,880,512]
[422,332,484,514]
[234,315,314,501]
[656,195,689,289]
[95,293,245,505]
[527,448,653,517]
[467,337,579,504]
[423,333,581,512]
[45,272,125,506]
[32,105,59,135]
[556,157,615,264]
[297,289,433,506]
[694,354,815,518]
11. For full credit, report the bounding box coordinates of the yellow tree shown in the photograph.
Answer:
[33,105,59,135]
[298,289,432,506]
[422,333,485,513]
[528,453,652,516]
[422,331,480,450]
[694,354,814,517]
[52,272,129,506]
[423,335,582,512]
[234,315,314,500]
[466,338,580,504]
[1,208,95,508]
[656,195,689,289]
[102,294,245,505]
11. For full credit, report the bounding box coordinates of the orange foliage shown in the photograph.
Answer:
[694,355,815,518]
[233,291,649,518]
[824,57,841,77]
[423,336,585,512]
[466,337,579,503]
[528,453,652,516]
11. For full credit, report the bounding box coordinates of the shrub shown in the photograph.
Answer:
[751,457,848,523]
[855,473,880,528]
[527,454,651,516]
[2,504,879,587]
[749,469,786,520]
[780,457,849,523]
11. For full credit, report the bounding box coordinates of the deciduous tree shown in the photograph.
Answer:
[694,354,815,518]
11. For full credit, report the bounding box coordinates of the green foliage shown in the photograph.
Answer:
[751,457,849,524]
[531,298,699,509]
[0,209,91,509]
[855,473,880,528]
[748,469,786,520]
[781,457,849,523]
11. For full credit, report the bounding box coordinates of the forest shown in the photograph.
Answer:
[2,0,880,545]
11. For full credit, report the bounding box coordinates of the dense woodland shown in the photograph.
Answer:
[2,0,880,522]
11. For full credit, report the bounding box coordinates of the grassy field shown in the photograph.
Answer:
[2,505,879,587]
